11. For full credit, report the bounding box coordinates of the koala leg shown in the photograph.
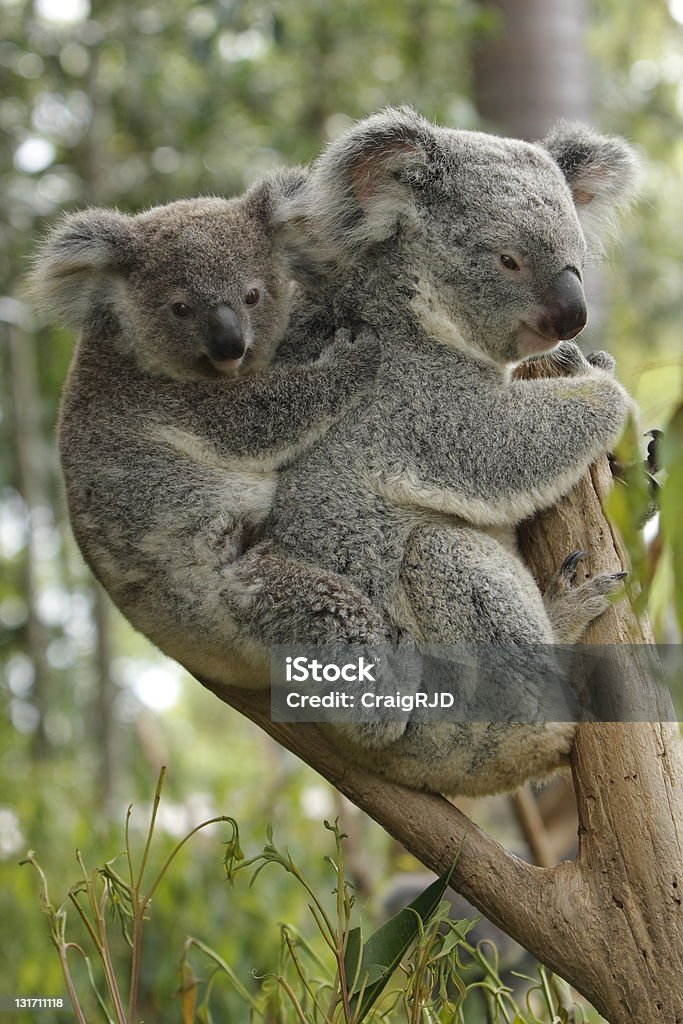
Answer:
[399,524,555,644]
[359,524,578,796]
[223,541,388,645]
[224,542,413,750]
[542,550,627,644]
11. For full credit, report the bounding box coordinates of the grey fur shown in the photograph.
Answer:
[247,108,638,795]
[28,174,383,687]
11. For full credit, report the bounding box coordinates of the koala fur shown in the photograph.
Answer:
[29,174,383,687]
[247,108,639,796]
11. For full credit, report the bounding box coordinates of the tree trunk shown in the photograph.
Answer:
[472,0,589,142]
[7,321,51,759]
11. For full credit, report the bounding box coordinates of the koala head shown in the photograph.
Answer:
[29,168,307,379]
[278,108,639,365]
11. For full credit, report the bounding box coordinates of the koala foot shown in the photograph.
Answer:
[551,340,592,375]
[525,340,588,378]
[544,550,627,643]
[225,544,387,646]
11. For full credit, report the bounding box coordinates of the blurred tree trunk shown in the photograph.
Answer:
[472,0,604,329]
[77,41,119,803]
[7,320,51,759]
[473,0,589,140]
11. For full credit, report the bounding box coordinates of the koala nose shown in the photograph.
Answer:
[207,305,245,361]
[537,269,588,341]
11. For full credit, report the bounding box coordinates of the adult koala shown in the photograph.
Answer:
[29,173,383,687]
[238,108,639,795]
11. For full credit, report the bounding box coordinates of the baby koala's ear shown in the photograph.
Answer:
[543,122,640,241]
[245,166,309,225]
[27,208,135,329]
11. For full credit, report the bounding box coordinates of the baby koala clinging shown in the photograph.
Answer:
[29,173,383,686]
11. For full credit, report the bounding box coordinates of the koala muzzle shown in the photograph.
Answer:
[207,304,245,361]
[537,269,588,341]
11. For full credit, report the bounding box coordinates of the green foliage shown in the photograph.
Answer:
[24,778,596,1023]
[659,401,683,636]
[22,768,242,1023]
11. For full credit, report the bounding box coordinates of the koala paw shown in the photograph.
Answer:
[544,551,628,643]
[550,340,591,376]
[586,350,617,375]
[323,325,381,381]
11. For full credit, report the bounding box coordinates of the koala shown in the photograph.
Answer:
[240,109,639,795]
[28,173,383,687]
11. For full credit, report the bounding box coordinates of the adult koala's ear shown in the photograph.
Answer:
[543,122,640,240]
[27,208,135,330]
[276,106,431,274]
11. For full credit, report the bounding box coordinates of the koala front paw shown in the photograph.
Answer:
[586,350,616,375]
[323,326,381,382]
[544,550,627,643]
[550,340,592,376]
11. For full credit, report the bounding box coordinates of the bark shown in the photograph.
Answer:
[195,372,683,1022]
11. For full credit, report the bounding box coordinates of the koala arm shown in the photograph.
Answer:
[382,369,631,526]
[156,333,379,465]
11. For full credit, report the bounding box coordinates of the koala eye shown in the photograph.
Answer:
[500,254,520,272]
[244,288,261,306]
[171,302,193,319]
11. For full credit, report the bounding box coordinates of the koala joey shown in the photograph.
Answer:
[29,172,383,687]
[246,108,640,796]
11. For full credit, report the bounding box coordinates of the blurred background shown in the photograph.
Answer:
[1,0,682,1020]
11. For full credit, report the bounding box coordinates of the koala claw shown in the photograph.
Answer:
[557,549,588,586]
[544,558,627,642]
[546,340,588,376]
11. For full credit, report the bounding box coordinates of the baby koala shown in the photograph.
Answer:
[29,172,382,686]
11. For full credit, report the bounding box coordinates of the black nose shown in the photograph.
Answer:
[207,305,244,361]
[537,269,588,341]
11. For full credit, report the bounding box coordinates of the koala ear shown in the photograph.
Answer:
[277,106,431,272]
[543,122,640,239]
[27,208,135,329]
[245,166,309,226]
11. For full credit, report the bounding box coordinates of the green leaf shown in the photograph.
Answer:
[660,403,683,635]
[344,868,454,1021]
